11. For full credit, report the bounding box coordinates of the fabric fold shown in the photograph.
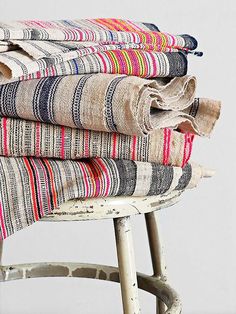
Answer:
[0,50,188,80]
[0,74,220,136]
[0,18,220,243]
[0,18,199,79]
[0,19,197,47]
[0,156,203,239]
[0,117,194,167]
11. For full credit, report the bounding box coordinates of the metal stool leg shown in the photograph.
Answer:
[114,216,141,314]
[145,212,166,314]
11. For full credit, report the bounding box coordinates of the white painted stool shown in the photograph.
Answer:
[0,191,183,314]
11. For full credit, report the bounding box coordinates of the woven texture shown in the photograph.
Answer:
[0,50,188,83]
[0,74,220,136]
[0,18,198,80]
[0,117,194,167]
[0,18,221,241]
[0,156,202,239]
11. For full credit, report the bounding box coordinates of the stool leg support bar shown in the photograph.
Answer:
[0,262,181,313]
[114,216,141,314]
[145,212,166,314]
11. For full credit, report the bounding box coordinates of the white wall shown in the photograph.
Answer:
[0,1,235,313]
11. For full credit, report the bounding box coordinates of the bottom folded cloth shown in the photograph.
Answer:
[0,157,204,239]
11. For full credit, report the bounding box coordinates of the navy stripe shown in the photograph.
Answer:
[175,164,192,190]
[165,52,187,77]
[189,98,199,118]
[142,22,160,32]
[105,76,125,132]
[148,164,174,195]
[0,81,20,117]
[33,77,62,123]
[72,74,93,128]
[27,29,42,40]
[180,34,198,50]
[115,159,137,196]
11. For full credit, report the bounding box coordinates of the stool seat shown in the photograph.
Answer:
[42,190,182,222]
[0,191,185,313]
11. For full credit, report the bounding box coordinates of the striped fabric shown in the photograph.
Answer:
[0,50,188,81]
[0,18,220,242]
[0,18,199,80]
[0,19,161,43]
[0,74,220,137]
[0,117,194,167]
[0,18,197,47]
[0,156,202,239]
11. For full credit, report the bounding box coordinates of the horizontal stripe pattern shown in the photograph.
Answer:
[0,117,194,167]
[0,156,197,239]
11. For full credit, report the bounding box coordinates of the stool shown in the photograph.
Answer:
[0,190,182,314]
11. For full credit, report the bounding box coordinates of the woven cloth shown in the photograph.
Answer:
[0,117,194,167]
[0,50,189,82]
[0,18,198,80]
[0,74,220,136]
[0,156,203,239]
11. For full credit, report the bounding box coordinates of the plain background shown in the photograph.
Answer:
[0,0,235,313]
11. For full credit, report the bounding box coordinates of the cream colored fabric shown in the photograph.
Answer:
[0,74,220,136]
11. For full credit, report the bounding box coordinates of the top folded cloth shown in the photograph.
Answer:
[0,18,199,80]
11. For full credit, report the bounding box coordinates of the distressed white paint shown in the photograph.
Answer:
[0,195,183,313]
[114,216,141,314]
[42,191,182,222]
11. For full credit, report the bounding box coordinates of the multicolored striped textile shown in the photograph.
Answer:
[0,18,220,242]
[0,18,200,80]
[0,74,220,136]
[0,156,203,239]
[0,50,188,83]
[0,117,194,167]
[0,18,193,42]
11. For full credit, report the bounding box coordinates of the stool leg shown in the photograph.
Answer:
[114,216,141,314]
[145,212,166,314]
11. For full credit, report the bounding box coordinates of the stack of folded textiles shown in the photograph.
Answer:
[0,18,221,239]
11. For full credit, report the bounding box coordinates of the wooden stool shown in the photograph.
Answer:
[0,191,183,314]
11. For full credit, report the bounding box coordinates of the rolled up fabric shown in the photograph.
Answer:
[0,117,194,167]
[0,156,204,239]
[0,18,199,79]
[0,74,220,136]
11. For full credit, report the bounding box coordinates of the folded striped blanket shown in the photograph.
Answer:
[0,74,220,136]
[0,18,199,80]
[0,50,189,83]
[0,117,194,167]
[0,156,204,239]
